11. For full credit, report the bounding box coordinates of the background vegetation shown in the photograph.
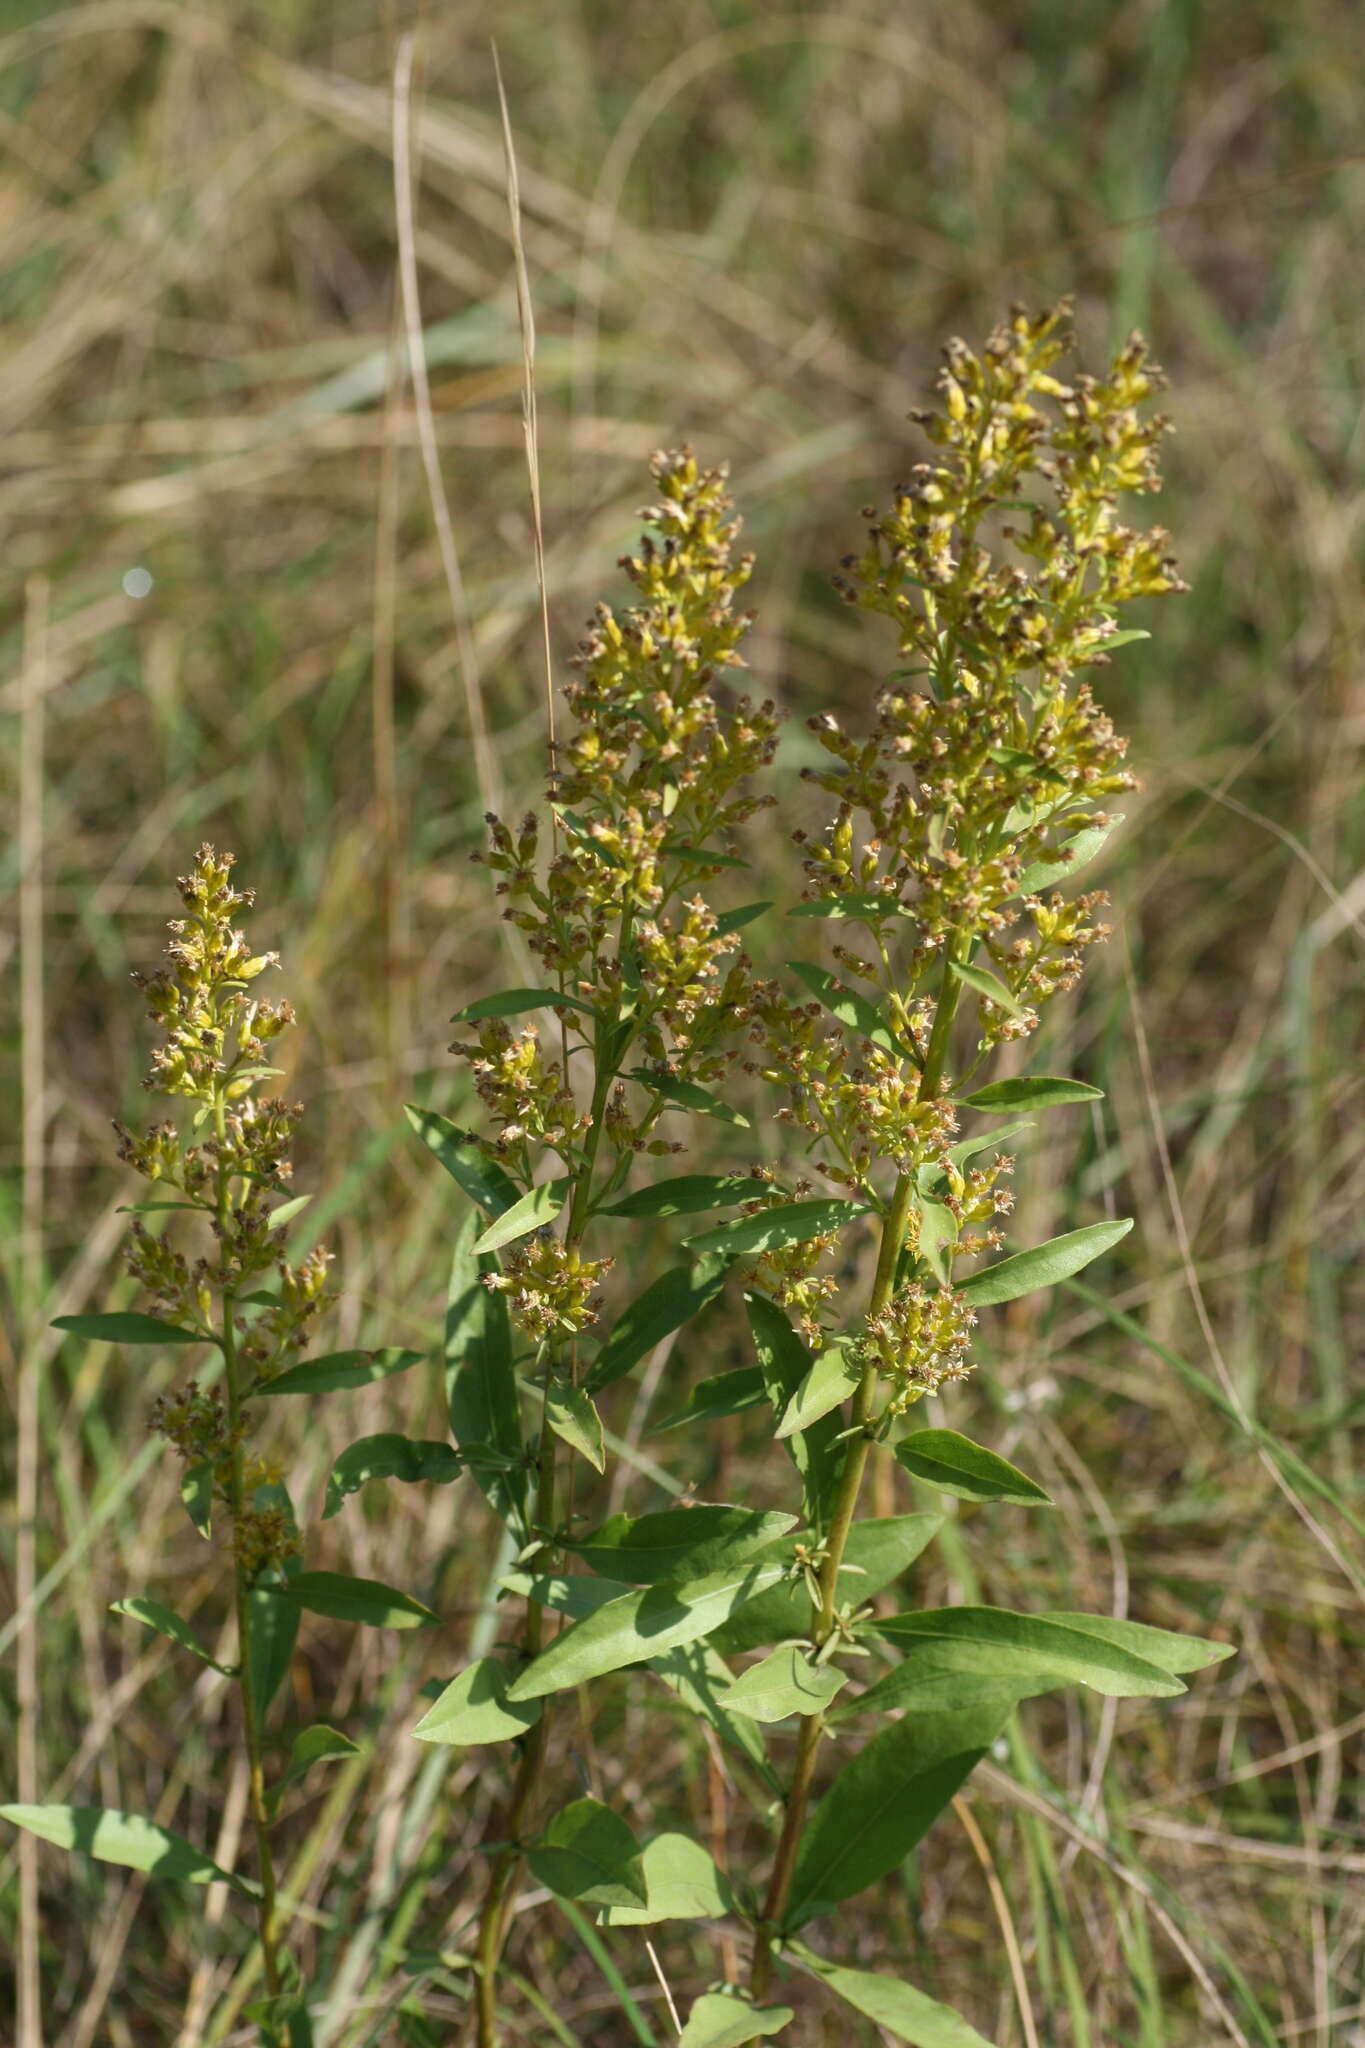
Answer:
[3,2,1362,2042]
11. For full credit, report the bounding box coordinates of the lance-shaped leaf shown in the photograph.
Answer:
[404,1105,521,1216]
[255,1348,423,1397]
[0,1805,249,1892]
[180,1460,213,1539]
[651,1642,778,1789]
[962,1075,1103,1113]
[686,1199,870,1261]
[893,1430,1053,1507]
[602,1174,763,1219]
[472,1177,567,1255]
[506,1558,791,1702]
[51,1311,205,1346]
[588,1254,731,1393]
[722,1644,846,1723]
[947,958,1030,1021]
[322,1436,462,1518]
[785,1700,1012,1927]
[268,1725,361,1816]
[947,1121,1032,1168]
[710,1514,940,1657]
[960,1218,1132,1307]
[745,1296,842,1525]
[1026,1611,1234,1676]
[787,891,912,923]
[288,1571,438,1631]
[544,1379,605,1473]
[677,1992,795,2046]
[915,1193,957,1285]
[716,900,771,935]
[1017,814,1121,896]
[502,1572,633,1620]
[564,1506,796,1586]
[451,986,596,1024]
[869,1607,1187,1699]
[598,1830,737,1926]
[629,1071,751,1127]
[526,1797,646,1909]
[110,1597,233,1673]
[249,1569,300,1714]
[775,1342,862,1441]
[788,960,900,1054]
[653,1364,767,1433]
[446,1218,527,1530]
[790,1948,997,2048]
[412,1656,542,1746]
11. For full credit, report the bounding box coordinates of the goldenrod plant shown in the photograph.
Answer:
[9,306,1234,2047]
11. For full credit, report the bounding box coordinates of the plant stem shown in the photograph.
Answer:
[750,949,965,1998]
[215,1094,284,2031]
[473,998,623,2046]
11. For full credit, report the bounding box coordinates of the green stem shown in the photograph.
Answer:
[750,944,965,1999]
[215,1094,284,2033]
[474,951,629,2047]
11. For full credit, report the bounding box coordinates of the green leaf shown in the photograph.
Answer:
[722,1644,846,1723]
[677,1992,794,2046]
[322,1436,462,1519]
[893,1430,1053,1507]
[249,1570,300,1715]
[652,1365,767,1433]
[288,1572,438,1631]
[544,1379,605,1473]
[502,1572,634,1620]
[598,1830,737,1926]
[716,901,772,936]
[1031,1612,1234,1676]
[180,1460,213,1539]
[669,843,749,871]
[266,1193,313,1233]
[446,1217,527,1531]
[405,1106,521,1216]
[786,892,909,922]
[788,960,899,1053]
[947,958,1029,1021]
[0,1805,248,1892]
[775,1342,861,1440]
[602,1174,762,1219]
[452,987,595,1024]
[962,1076,1103,1113]
[686,1199,870,1261]
[650,1642,778,1789]
[588,1255,731,1394]
[1017,814,1122,896]
[526,1797,646,1909]
[960,1219,1132,1307]
[255,1348,424,1397]
[792,1949,997,2047]
[565,1507,797,1585]
[1092,628,1150,652]
[870,1607,1187,1699]
[412,1657,542,1746]
[472,1178,567,1255]
[745,1296,842,1526]
[631,1071,751,1127]
[507,1559,791,1702]
[110,1598,232,1673]
[711,1515,941,1657]
[268,1725,361,1814]
[51,1311,205,1346]
[915,1195,957,1285]
[947,1121,1032,1168]
[786,1700,1012,1927]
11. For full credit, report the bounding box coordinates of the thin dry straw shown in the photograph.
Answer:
[18,573,48,2048]
[392,30,499,819]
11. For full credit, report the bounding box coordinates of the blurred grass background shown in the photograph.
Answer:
[2,1,1363,2042]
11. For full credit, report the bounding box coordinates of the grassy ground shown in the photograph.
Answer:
[2,1,1363,2041]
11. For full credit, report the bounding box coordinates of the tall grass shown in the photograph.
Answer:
[2,4,1362,2042]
